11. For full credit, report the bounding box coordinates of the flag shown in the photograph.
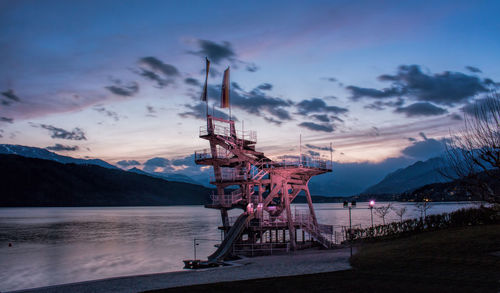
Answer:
[201,57,210,102]
[221,67,230,108]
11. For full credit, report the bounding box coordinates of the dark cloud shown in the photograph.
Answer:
[364,98,405,111]
[136,68,170,88]
[117,160,141,167]
[257,83,273,91]
[1,89,21,102]
[311,114,330,122]
[394,102,447,117]
[307,150,320,156]
[296,98,348,116]
[139,57,179,76]
[298,122,334,132]
[143,157,172,173]
[348,65,491,106]
[408,137,417,142]
[402,137,447,160]
[187,82,291,123]
[146,105,156,117]
[105,79,139,97]
[263,116,282,125]
[465,66,482,73]
[46,144,79,151]
[35,124,87,140]
[93,106,119,121]
[179,103,235,121]
[245,63,258,72]
[0,117,14,124]
[449,113,463,121]
[135,57,179,88]
[322,77,337,82]
[306,144,333,151]
[184,77,201,86]
[189,40,236,64]
[231,82,243,91]
[461,96,499,120]
[419,132,428,140]
[231,87,292,121]
[347,86,402,101]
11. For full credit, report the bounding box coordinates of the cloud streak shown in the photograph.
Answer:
[46,144,79,151]
[35,124,87,140]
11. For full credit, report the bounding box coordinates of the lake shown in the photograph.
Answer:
[0,202,479,291]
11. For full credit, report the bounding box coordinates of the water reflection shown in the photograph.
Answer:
[0,202,479,291]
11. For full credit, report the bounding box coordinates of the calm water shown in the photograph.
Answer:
[0,202,479,291]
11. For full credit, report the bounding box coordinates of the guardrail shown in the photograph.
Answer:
[277,154,332,170]
[233,243,290,256]
[199,125,257,143]
[211,192,243,206]
[194,148,233,161]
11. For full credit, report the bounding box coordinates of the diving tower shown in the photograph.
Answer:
[194,115,334,262]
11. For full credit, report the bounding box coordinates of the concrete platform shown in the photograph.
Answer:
[11,248,353,293]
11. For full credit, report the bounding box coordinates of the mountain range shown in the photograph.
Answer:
[362,157,449,195]
[0,154,211,207]
[0,144,117,170]
[0,144,453,201]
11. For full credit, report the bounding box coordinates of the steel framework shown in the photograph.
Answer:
[195,115,334,262]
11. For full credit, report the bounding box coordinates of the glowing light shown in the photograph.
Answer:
[369,200,375,207]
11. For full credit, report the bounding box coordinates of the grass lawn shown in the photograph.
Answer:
[145,224,500,293]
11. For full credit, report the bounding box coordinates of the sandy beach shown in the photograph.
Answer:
[11,248,352,293]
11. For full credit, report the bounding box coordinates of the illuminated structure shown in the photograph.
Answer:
[194,115,334,262]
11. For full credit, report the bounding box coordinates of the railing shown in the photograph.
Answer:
[277,154,332,170]
[211,192,242,207]
[194,148,232,161]
[210,168,248,182]
[236,130,257,143]
[199,124,257,143]
[233,243,290,256]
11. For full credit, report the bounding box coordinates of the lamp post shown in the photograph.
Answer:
[343,200,356,257]
[369,200,375,229]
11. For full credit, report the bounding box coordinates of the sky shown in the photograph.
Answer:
[0,0,499,191]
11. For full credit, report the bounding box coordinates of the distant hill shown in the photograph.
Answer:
[128,167,202,186]
[0,144,117,170]
[0,154,211,207]
[400,169,500,202]
[362,157,449,195]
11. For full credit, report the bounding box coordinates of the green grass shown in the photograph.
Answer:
[145,224,500,293]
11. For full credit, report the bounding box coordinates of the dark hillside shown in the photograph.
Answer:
[0,154,211,207]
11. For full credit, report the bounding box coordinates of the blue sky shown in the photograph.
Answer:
[0,0,499,190]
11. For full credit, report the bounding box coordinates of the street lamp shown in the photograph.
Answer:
[369,200,375,229]
[343,201,356,257]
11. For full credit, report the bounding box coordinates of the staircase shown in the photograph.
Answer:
[295,215,335,248]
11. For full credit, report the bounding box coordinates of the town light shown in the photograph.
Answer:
[369,200,375,207]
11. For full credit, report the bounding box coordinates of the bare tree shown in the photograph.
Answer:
[392,206,407,222]
[415,202,432,218]
[374,203,393,225]
[442,92,499,203]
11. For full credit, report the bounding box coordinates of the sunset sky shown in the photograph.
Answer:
[1,0,499,182]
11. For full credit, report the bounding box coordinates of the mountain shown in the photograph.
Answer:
[128,167,202,186]
[362,157,449,195]
[0,144,117,170]
[400,169,500,202]
[0,154,211,207]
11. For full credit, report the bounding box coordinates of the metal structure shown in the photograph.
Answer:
[194,115,335,262]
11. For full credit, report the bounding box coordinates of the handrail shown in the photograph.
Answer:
[199,124,257,143]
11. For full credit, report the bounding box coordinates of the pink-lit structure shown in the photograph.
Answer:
[194,115,335,262]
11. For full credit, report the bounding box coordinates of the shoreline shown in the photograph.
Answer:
[11,248,352,293]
